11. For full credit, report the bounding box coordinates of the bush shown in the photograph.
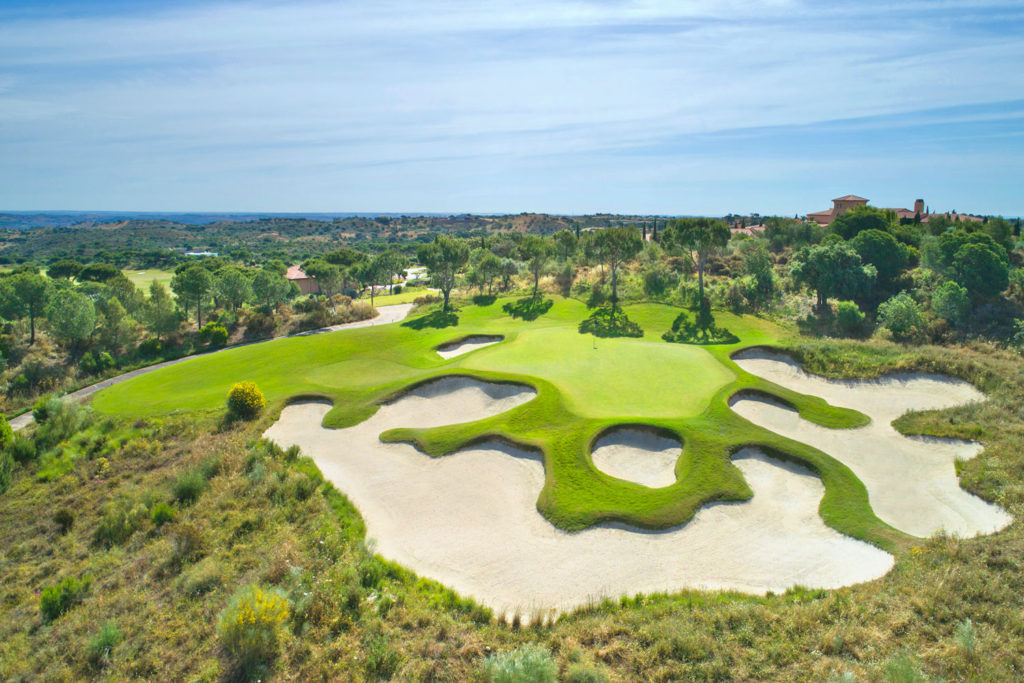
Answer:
[173,469,206,505]
[40,575,92,621]
[227,382,266,420]
[835,301,865,336]
[150,501,177,526]
[92,497,148,547]
[86,621,121,669]
[0,449,10,496]
[391,284,402,295]
[217,583,290,675]
[198,323,229,348]
[80,350,115,375]
[878,292,923,340]
[137,337,163,358]
[932,280,970,324]
[54,508,74,534]
[566,663,609,683]
[244,312,276,337]
[482,644,558,683]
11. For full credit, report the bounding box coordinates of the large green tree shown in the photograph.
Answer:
[6,272,52,344]
[214,268,253,311]
[831,205,891,240]
[143,281,182,342]
[593,226,644,304]
[851,229,908,294]
[377,250,410,295]
[417,237,470,311]
[251,270,292,313]
[665,218,729,303]
[553,230,578,261]
[789,242,876,309]
[954,243,1009,302]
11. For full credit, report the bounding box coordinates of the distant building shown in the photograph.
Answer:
[184,250,218,257]
[807,195,982,226]
[286,265,321,295]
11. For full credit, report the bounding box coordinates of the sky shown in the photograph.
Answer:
[1,0,1022,216]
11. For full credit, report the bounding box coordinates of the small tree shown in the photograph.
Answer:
[226,382,266,420]
[475,252,502,295]
[742,244,775,310]
[214,267,253,311]
[144,281,182,342]
[8,272,52,344]
[789,242,876,309]
[252,270,292,313]
[835,300,865,336]
[553,229,578,261]
[417,236,470,311]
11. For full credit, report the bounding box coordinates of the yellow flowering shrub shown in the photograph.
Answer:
[216,583,290,671]
[226,382,266,420]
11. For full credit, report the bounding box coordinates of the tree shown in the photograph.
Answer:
[10,272,52,344]
[594,226,643,304]
[499,259,518,292]
[953,242,1009,302]
[474,252,502,295]
[172,265,214,327]
[789,242,876,309]
[851,229,908,294]
[377,250,410,295]
[742,244,775,310]
[45,289,96,355]
[417,236,469,311]
[831,205,890,240]
[325,247,367,268]
[932,281,970,324]
[47,260,84,280]
[303,259,344,306]
[97,296,138,351]
[877,292,923,339]
[665,218,729,303]
[553,230,578,261]
[77,263,122,283]
[143,281,181,341]
[251,270,292,313]
[354,257,387,306]
[214,268,253,311]
[516,235,551,298]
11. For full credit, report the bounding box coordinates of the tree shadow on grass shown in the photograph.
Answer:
[472,294,497,306]
[578,305,643,338]
[401,308,459,330]
[503,295,553,321]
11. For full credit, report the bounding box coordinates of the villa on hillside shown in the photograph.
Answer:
[807,195,983,226]
[286,265,321,295]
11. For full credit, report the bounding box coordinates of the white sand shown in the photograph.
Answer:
[732,350,1011,538]
[264,377,893,619]
[436,335,504,359]
[591,428,681,488]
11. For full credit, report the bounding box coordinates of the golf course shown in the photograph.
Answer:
[90,295,1009,616]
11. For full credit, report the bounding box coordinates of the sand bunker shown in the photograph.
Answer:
[264,377,893,618]
[732,350,1011,538]
[436,335,504,359]
[591,428,681,488]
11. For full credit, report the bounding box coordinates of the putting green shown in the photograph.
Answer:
[461,327,733,418]
[92,296,909,551]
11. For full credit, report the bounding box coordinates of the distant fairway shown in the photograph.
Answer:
[122,268,175,292]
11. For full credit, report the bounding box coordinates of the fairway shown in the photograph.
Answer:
[122,268,175,292]
[462,327,733,418]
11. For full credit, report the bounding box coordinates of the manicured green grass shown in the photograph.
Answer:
[93,295,905,549]
[359,286,431,306]
[122,268,176,291]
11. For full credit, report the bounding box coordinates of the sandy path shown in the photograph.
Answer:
[264,378,893,619]
[590,428,681,488]
[9,303,414,432]
[436,335,504,359]
[732,350,1011,538]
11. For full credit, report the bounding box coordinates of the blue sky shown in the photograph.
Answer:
[1,1,1022,216]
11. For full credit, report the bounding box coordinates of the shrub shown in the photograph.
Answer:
[0,449,10,496]
[54,508,74,534]
[86,621,121,669]
[226,382,266,420]
[482,644,558,683]
[0,412,11,451]
[955,618,977,655]
[566,663,609,683]
[9,432,38,464]
[932,280,970,324]
[150,501,177,526]
[137,337,163,358]
[878,292,923,339]
[244,312,276,337]
[173,469,207,504]
[391,284,402,295]
[198,322,229,348]
[39,575,92,621]
[363,632,401,679]
[31,395,62,424]
[217,583,290,675]
[92,497,148,547]
[835,301,865,336]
